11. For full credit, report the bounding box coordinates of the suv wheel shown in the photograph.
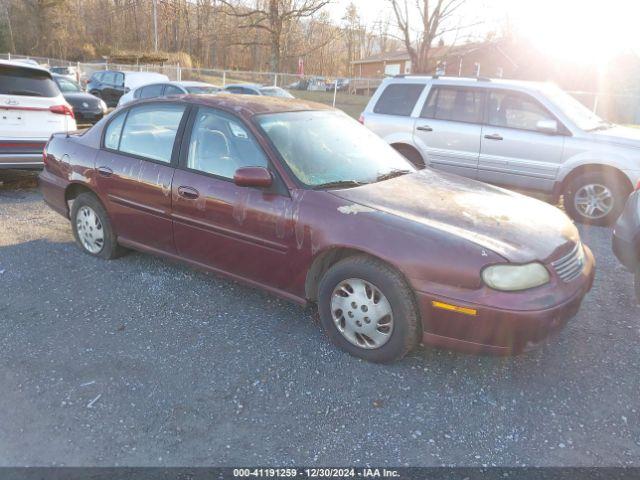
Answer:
[563,171,629,225]
[317,255,420,363]
[71,192,125,259]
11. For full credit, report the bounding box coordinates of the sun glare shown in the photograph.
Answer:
[504,0,637,64]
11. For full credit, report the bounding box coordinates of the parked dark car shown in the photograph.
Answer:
[85,70,169,107]
[39,95,595,362]
[613,183,640,300]
[53,74,107,125]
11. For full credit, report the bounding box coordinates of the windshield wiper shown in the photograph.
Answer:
[7,89,44,97]
[376,169,412,182]
[587,122,614,131]
[312,180,367,190]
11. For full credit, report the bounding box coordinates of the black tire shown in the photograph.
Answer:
[317,255,420,363]
[393,145,425,169]
[563,171,630,226]
[70,192,125,260]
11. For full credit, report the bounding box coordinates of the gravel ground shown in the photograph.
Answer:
[0,170,639,467]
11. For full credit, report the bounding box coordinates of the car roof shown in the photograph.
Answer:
[168,81,218,87]
[225,83,262,89]
[385,75,552,92]
[0,59,50,74]
[131,93,331,118]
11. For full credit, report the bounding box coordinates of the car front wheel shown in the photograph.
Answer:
[317,255,420,363]
[71,192,125,260]
[563,171,629,225]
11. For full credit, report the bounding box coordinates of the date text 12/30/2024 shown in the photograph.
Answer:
[233,468,400,478]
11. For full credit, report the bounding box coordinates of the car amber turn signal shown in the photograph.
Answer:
[431,300,478,316]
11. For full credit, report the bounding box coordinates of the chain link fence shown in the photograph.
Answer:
[2,53,639,124]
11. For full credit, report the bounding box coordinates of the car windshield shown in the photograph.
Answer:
[185,86,220,94]
[51,67,72,75]
[256,110,415,188]
[542,84,611,131]
[259,87,294,98]
[55,76,81,93]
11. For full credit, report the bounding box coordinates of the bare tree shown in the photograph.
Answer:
[387,0,470,73]
[219,0,330,71]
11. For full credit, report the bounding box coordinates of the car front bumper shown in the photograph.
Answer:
[612,190,640,271]
[414,245,596,355]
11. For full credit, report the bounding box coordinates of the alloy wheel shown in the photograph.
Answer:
[573,183,614,219]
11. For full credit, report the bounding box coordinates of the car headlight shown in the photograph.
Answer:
[482,262,550,291]
[99,99,108,112]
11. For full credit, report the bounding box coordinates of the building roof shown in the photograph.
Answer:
[351,41,516,66]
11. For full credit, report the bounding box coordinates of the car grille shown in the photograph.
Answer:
[551,242,586,283]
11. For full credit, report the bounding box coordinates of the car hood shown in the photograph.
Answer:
[330,170,579,263]
[589,125,640,149]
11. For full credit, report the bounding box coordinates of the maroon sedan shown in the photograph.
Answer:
[39,95,595,363]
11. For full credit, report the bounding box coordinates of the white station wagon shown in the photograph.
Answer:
[361,76,640,225]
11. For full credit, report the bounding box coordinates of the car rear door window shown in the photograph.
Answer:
[421,86,484,123]
[0,64,59,97]
[373,84,425,116]
[487,90,554,131]
[118,104,186,163]
[139,84,164,99]
[186,108,268,179]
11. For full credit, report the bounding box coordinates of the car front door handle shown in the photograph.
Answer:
[484,133,503,140]
[97,166,113,177]
[178,186,199,200]
[416,125,433,132]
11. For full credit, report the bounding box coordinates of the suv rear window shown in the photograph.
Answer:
[373,84,425,116]
[0,64,59,97]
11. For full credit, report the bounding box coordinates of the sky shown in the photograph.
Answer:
[330,0,640,64]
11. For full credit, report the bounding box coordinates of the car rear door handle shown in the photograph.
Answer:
[178,186,199,200]
[97,166,113,177]
[484,133,503,140]
[416,125,433,132]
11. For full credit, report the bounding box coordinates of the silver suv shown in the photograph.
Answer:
[361,76,640,225]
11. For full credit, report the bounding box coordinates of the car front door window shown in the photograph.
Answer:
[487,91,554,131]
[186,108,268,179]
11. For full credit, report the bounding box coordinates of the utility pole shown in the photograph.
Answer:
[152,0,158,52]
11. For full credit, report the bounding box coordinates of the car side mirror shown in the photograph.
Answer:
[536,119,558,134]
[233,166,273,188]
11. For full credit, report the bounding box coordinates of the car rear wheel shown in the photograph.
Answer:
[71,192,125,260]
[317,255,420,363]
[563,171,629,225]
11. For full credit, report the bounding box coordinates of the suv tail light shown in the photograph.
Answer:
[358,114,364,124]
[49,104,75,118]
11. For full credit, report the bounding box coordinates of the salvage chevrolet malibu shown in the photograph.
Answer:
[39,95,595,362]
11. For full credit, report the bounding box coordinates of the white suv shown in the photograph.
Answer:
[0,60,76,169]
[361,76,640,225]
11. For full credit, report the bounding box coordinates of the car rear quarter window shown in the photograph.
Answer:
[118,104,186,163]
[104,111,127,150]
[421,86,484,123]
[140,84,164,99]
[164,85,184,96]
[0,64,59,97]
[373,83,425,116]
